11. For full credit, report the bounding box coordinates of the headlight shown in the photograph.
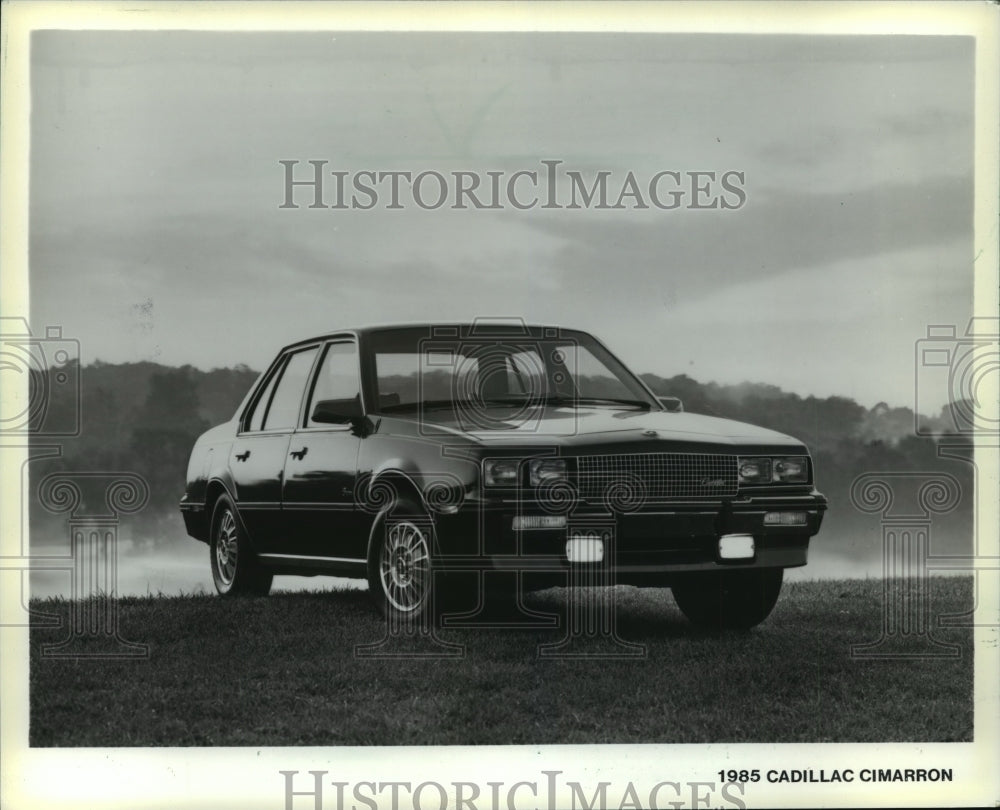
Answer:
[528,458,567,486]
[738,456,809,485]
[772,456,808,483]
[738,457,771,484]
[483,458,520,486]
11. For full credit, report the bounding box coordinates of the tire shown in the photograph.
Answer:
[367,498,438,623]
[671,567,783,631]
[210,494,273,597]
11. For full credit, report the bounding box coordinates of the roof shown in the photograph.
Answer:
[281,321,588,351]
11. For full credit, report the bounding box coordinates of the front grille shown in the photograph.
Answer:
[575,453,738,503]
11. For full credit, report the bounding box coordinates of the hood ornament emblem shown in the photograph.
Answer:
[642,429,658,438]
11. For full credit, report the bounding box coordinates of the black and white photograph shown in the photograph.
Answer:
[1,2,998,808]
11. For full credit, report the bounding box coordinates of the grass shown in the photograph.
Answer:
[29,577,973,746]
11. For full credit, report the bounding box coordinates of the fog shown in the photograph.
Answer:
[27,525,963,601]
[28,537,364,600]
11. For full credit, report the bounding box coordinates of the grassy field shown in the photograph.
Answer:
[29,577,973,746]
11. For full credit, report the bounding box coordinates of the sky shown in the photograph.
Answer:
[28,32,975,412]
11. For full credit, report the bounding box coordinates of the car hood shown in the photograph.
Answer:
[404,406,807,453]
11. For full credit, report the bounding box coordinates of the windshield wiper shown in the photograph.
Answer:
[379,398,526,413]
[379,399,456,413]
[573,397,652,410]
[486,395,652,410]
[380,396,653,413]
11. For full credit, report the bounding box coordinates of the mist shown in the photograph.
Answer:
[24,360,976,600]
[27,508,967,601]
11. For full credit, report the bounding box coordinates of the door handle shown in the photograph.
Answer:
[289,447,309,461]
[235,450,251,462]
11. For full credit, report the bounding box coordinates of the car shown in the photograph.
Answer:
[179,322,827,630]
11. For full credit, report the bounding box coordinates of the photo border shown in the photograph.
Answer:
[2,2,997,808]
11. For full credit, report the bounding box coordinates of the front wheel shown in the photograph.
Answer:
[210,495,273,597]
[367,500,438,623]
[671,568,783,631]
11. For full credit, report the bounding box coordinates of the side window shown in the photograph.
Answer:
[246,366,283,432]
[307,342,361,426]
[262,347,319,430]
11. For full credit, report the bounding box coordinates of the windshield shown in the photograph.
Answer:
[365,327,658,414]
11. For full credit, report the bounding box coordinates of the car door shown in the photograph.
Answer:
[280,339,366,560]
[230,346,319,553]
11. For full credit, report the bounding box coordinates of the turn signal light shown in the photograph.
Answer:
[764,511,808,526]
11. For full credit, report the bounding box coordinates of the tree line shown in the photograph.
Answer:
[29,361,973,556]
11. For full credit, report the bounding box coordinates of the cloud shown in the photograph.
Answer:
[520,173,972,304]
[25,30,977,412]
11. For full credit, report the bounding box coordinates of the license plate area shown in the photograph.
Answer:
[718,533,755,561]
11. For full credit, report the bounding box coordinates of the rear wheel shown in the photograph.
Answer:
[210,495,273,597]
[671,568,783,631]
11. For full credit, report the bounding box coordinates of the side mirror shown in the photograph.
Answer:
[311,397,364,424]
[658,396,684,413]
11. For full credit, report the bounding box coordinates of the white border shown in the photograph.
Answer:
[2,3,997,808]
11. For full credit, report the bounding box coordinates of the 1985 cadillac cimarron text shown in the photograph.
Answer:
[180,322,827,629]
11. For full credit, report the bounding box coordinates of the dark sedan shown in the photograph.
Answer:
[180,323,827,629]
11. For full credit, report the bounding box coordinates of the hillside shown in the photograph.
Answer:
[27,361,974,557]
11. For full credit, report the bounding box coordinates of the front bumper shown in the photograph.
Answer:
[432,491,827,585]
